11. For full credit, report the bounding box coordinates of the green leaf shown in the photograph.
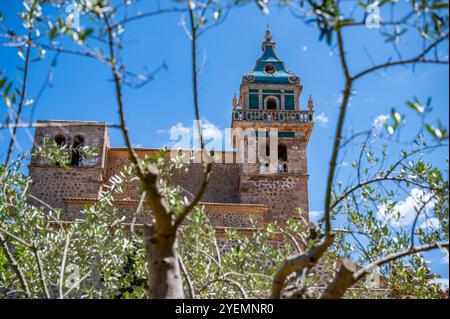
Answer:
[49,26,57,40]
[406,100,424,113]
[79,28,94,43]
[431,3,449,10]
[357,1,367,8]
[4,81,12,96]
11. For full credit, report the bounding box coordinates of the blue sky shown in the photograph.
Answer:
[0,1,448,282]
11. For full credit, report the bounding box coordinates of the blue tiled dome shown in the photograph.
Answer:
[243,29,299,85]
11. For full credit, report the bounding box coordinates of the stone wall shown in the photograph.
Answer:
[239,173,309,224]
[28,121,109,213]
[30,121,109,167]
[65,200,267,228]
[200,203,266,227]
[105,149,241,203]
[104,149,155,201]
[28,166,103,211]
[281,138,307,174]
[171,163,241,203]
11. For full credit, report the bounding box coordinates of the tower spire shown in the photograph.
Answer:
[264,25,272,42]
[308,95,314,111]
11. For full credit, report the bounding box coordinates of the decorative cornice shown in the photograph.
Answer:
[240,173,309,178]
[28,165,102,170]
[64,198,269,214]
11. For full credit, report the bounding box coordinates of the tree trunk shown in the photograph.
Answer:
[144,224,184,299]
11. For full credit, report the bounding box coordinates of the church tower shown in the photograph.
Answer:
[232,28,315,224]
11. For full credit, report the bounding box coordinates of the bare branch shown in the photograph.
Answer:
[354,242,449,283]
[271,234,334,298]
[103,13,145,180]
[59,234,71,299]
[323,27,352,234]
[321,259,356,299]
[353,33,449,81]
[173,1,213,229]
[5,27,33,167]
[178,255,195,299]
[321,242,449,299]
[32,243,51,298]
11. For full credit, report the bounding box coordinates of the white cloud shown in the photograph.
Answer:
[420,217,441,231]
[158,120,223,149]
[202,121,222,140]
[309,210,323,222]
[334,94,343,104]
[441,251,449,264]
[372,114,390,131]
[159,120,222,139]
[377,188,436,228]
[170,122,191,137]
[157,122,191,136]
[315,112,329,127]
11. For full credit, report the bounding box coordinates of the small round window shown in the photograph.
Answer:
[264,64,276,74]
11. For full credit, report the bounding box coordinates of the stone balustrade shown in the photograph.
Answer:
[233,109,313,122]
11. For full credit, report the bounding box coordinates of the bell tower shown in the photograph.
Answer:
[232,28,315,224]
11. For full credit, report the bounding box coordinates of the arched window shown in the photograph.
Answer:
[278,145,288,173]
[278,144,287,162]
[70,135,84,167]
[54,134,66,147]
[53,135,66,167]
[266,98,277,110]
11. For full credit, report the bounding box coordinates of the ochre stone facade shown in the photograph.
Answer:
[27,29,315,233]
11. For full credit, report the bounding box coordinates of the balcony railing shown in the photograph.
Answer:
[233,109,313,123]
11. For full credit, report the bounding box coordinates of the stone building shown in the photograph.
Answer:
[28,29,315,232]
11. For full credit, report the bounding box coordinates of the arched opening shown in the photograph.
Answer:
[278,144,288,172]
[70,135,84,167]
[278,144,287,162]
[266,98,277,110]
[54,135,66,147]
[53,135,66,167]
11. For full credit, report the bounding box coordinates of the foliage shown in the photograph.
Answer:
[31,137,99,167]
[0,0,448,299]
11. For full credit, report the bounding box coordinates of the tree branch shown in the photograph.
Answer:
[321,242,449,299]
[5,26,33,167]
[58,234,71,299]
[353,33,449,81]
[173,1,213,229]
[271,234,334,298]
[0,232,31,298]
[178,255,195,299]
[324,27,352,234]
